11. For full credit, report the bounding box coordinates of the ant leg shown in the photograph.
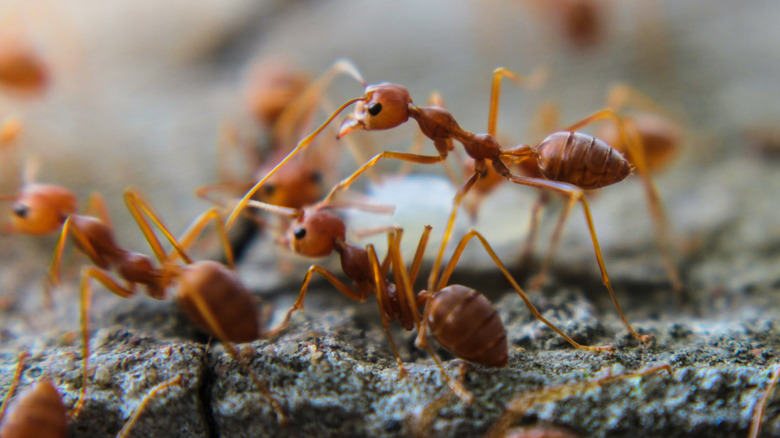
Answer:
[427,171,481,292]
[606,83,673,116]
[183,289,287,424]
[384,230,422,328]
[485,364,671,438]
[407,225,433,288]
[164,207,235,269]
[414,293,475,404]
[266,265,367,337]
[73,267,136,418]
[0,351,29,421]
[194,180,253,209]
[123,189,192,265]
[397,92,460,184]
[749,361,780,438]
[227,97,365,229]
[527,189,577,290]
[487,67,547,137]
[320,95,382,184]
[47,216,102,290]
[507,174,651,343]
[565,107,681,293]
[84,192,111,229]
[322,150,446,203]
[116,375,183,438]
[273,59,366,147]
[519,191,548,266]
[438,229,614,353]
[367,243,410,377]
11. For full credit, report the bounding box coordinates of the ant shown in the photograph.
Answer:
[199,60,373,261]
[43,188,286,422]
[227,63,651,343]
[508,84,683,292]
[0,351,184,437]
[250,199,613,402]
[481,364,672,438]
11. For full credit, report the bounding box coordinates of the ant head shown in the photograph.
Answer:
[337,83,411,137]
[5,184,77,235]
[286,207,346,258]
[255,162,324,210]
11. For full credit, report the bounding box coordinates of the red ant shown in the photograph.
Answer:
[504,83,683,292]
[199,60,375,261]
[227,63,652,343]
[40,187,286,422]
[0,351,184,437]
[250,199,613,403]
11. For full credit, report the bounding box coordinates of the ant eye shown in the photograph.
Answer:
[368,103,382,116]
[263,184,276,196]
[12,203,29,218]
[310,171,323,184]
[293,227,306,240]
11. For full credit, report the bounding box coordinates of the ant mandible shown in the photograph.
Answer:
[227,63,650,343]
[44,188,286,422]
[0,351,184,437]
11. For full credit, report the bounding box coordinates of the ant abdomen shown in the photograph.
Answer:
[0,378,67,438]
[427,285,508,368]
[177,261,261,343]
[535,131,632,190]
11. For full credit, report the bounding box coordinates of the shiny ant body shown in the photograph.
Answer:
[228,63,653,343]
[251,199,613,402]
[7,183,287,421]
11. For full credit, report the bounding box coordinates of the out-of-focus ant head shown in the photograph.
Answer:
[5,184,77,235]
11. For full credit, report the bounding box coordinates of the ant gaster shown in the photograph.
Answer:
[44,188,286,422]
[251,200,613,402]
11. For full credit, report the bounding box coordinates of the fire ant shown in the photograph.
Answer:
[227,63,651,343]
[481,364,672,438]
[505,83,683,293]
[43,188,286,422]
[200,60,373,260]
[250,199,613,402]
[0,351,184,437]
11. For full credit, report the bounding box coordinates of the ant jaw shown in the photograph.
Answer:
[337,115,365,139]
